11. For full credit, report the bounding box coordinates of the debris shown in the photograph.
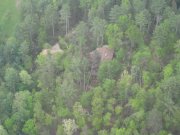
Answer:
[41,43,63,55]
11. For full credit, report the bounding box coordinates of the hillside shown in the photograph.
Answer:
[0,0,180,135]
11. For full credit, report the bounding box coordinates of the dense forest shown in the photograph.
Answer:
[0,0,180,135]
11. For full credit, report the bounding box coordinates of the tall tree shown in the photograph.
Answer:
[150,0,167,26]
[4,67,19,92]
[90,17,106,47]
[44,4,58,37]
[0,125,8,135]
[60,3,71,35]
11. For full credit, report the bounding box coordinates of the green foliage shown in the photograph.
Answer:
[109,5,121,23]
[56,125,64,135]
[12,91,33,125]
[115,105,123,115]
[98,129,108,135]
[63,119,78,135]
[132,46,151,67]
[0,125,8,135]
[150,0,167,15]
[146,109,163,134]
[135,9,151,33]
[90,17,106,46]
[117,15,132,32]
[75,21,88,47]
[19,70,32,85]
[163,64,173,79]
[57,106,71,118]
[80,91,93,107]
[0,0,180,135]
[126,24,143,47]
[44,4,58,37]
[0,0,20,36]
[98,60,121,82]
[117,70,132,104]
[4,67,19,92]
[91,87,104,130]
[60,3,71,35]
[106,24,122,50]
[103,112,112,126]
[73,102,86,127]
[22,119,37,135]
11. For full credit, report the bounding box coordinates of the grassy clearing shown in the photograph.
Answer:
[0,0,20,36]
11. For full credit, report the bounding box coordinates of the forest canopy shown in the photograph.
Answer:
[0,0,180,135]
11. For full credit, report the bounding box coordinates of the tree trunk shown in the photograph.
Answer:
[66,18,68,35]
[172,0,177,11]
[52,19,55,37]
[83,65,86,90]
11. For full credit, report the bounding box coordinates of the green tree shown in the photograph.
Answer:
[135,9,151,33]
[63,119,78,135]
[22,119,37,135]
[98,60,121,82]
[44,4,58,37]
[0,125,8,135]
[75,21,88,52]
[36,54,57,90]
[102,79,116,98]
[79,0,91,19]
[117,15,132,32]
[17,14,39,57]
[3,37,19,65]
[4,67,19,92]
[90,17,106,47]
[106,24,122,50]
[56,125,64,135]
[80,91,93,107]
[146,109,163,134]
[60,3,71,35]
[163,64,173,79]
[73,102,86,127]
[0,84,13,121]
[91,87,104,130]
[126,24,143,50]
[18,41,32,70]
[152,19,177,62]
[133,0,145,13]
[12,91,33,121]
[20,0,38,17]
[103,112,112,126]
[117,70,132,105]
[120,0,131,16]
[150,0,167,26]
[98,129,108,135]
[56,71,78,108]
[5,91,33,134]
[109,5,121,23]
[19,70,32,86]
